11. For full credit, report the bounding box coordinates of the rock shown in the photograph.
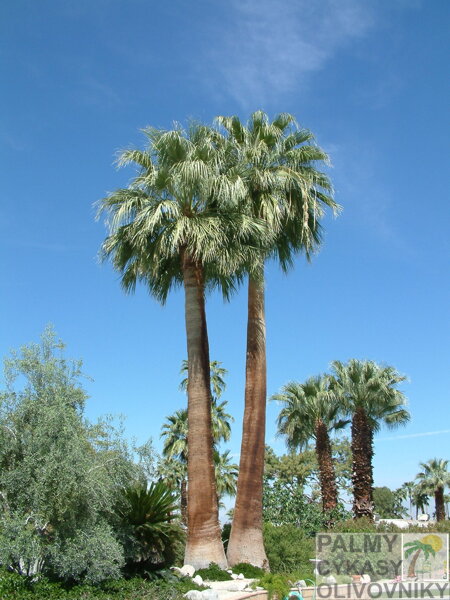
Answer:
[237,573,244,580]
[171,567,184,576]
[231,573,239,580]
[181,565,196,578]
[184,591,203,600]
[227,569,233,574]
[225,581,247,592]
[192,575,203,586]
[326,576,336,584]
[201,590,219,600]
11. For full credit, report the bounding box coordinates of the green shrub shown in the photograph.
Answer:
[263,523,314,575]
[196,562,232,581]
[231,562,265,578]
[256,573,290,600]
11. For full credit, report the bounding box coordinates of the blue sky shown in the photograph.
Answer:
[1,0,449,509]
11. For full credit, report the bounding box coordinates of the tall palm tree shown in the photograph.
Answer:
[217,111,338,567]
[416,459,450,522]
[330,360,409,519]
[98,122,262,568]
[272,376,349,514]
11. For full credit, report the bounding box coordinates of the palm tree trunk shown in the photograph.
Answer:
[227,270,269,569]
[351,407,374,519]
[435,487,445,522]
[315,419,338,516]
[182,252,227,569]
[181,478,188,526]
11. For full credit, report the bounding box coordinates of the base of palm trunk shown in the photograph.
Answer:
[227,526,269,570]
[184,538,227,570]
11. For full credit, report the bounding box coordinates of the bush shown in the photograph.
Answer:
[263,523,314,576]
[0,570,189,599]
[231,562,265,578]
[195,562,232,581]
[256,573,290,600]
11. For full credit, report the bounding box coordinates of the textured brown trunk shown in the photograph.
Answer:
[351,407,374,519]
[181,478,187,526]
[435,487,445,521]
[182,252,227,569]
[315,419,338,517]
[227,271,269,569]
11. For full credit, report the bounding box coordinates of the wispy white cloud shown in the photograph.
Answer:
[208,0,374,107]
[377,429,450,442]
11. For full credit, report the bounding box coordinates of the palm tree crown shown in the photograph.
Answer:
[273,376,349,451]
[416,458,450,521]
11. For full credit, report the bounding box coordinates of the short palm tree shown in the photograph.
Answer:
[98,122,262,568]
[117,480,183,574]
[217,111,338,567]
[330,360,409,519]
[272,375,349,514]
[416,459,450,522]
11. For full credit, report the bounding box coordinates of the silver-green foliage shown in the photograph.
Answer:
[0,327,143,583]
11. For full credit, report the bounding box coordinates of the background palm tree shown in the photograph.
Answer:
[272,375,349,514]
[330,359,409,519]
[412,487,430,519]
[213,449,239,508]
[415,458,450,521]
[217,111,338,567]
[400,481,416,519]
[98,122,261,568]
[161,361,234,524]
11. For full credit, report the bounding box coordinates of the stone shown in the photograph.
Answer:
[227,569,233,574]
[326,576,336,585]
[201,590,219,600]
[225,581,247,592]
[237,573,244,580]
[231,573,239,580]
[171,567,184,576]
[192,575,203,586]
[181,565,196,578]
[184,592,203,600]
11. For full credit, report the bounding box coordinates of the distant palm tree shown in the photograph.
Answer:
[161,361,234,523]
[272,375,349,513]
[330,360,409,519]
[98,122,261,568]
[416,459,450,522]
[412,487,430,519]
[217,111,338,567]
[213,449,239,507]
[400,481,416,519]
